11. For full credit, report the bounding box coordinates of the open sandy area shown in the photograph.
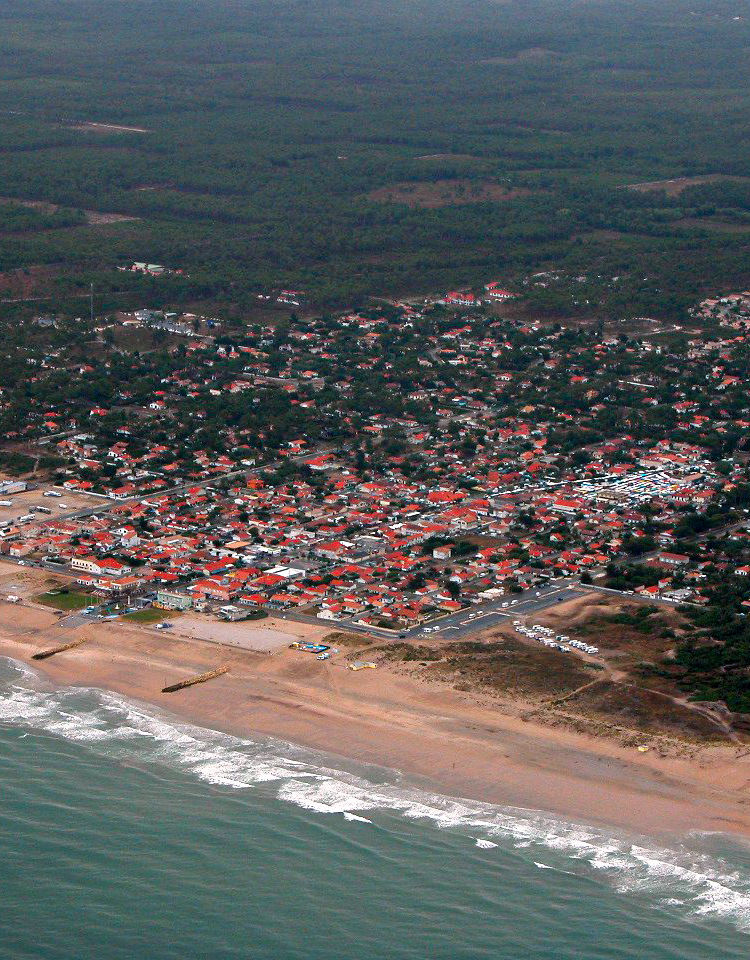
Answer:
[625,174,750,196]
[150,613,327,652]
[0,486,103,524]
[0,563,71,599]
[1,591,750,841]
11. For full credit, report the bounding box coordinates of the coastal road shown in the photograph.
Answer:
[282,579,585,642]
[577,582,700,609]
[2,552,585,644]
[430,582,584,640]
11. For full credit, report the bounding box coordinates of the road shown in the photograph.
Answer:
[436,582,584,639]
[36,448,332,525]
[578,582,700,609]
[4,547,586,641]
[282,579,585,642]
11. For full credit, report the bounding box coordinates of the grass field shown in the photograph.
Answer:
[121,608,179,624]
[34,590,91,611]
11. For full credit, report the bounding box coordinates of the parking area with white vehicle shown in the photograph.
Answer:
[0,487,101,526]
[513,620,599,656]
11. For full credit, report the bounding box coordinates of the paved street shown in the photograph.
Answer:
[577,582,699,609]
[4,550,587,642]
[42,449,340,525]
[282,579,585,642]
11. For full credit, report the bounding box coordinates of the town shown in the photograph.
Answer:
[1,276,750,686]
[5,3,750,951]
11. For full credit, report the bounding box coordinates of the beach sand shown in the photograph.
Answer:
[1,596,750,838]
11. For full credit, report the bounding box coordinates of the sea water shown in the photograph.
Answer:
[0,656,749,959]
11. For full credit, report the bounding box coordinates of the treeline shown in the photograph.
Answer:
[0,0,748,308]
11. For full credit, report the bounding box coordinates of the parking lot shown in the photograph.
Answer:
[285,578,585,642]
[0,487,102,525]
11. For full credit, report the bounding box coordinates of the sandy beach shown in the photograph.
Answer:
[1,589,750,840]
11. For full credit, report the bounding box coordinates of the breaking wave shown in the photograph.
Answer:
[1,657,750,931]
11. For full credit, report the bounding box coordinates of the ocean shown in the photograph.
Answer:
[1,656,749,960]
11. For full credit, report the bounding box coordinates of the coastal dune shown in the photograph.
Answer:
[1,607,750,839]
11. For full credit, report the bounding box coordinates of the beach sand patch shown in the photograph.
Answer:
[154,614,326,653]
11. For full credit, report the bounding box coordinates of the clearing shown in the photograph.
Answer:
[0,196,138,226]
[0,264,66,300]
[624,175,750,196]
[367,179,532,208]
[673,217,750,234]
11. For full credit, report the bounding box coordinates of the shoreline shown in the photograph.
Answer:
[1,620,750,840]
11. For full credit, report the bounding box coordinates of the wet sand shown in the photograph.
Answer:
[1,606,750,838]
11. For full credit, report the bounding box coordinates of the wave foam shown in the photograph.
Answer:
[1,657,750,930]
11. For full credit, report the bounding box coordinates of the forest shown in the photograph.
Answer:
[0,0,749,312]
